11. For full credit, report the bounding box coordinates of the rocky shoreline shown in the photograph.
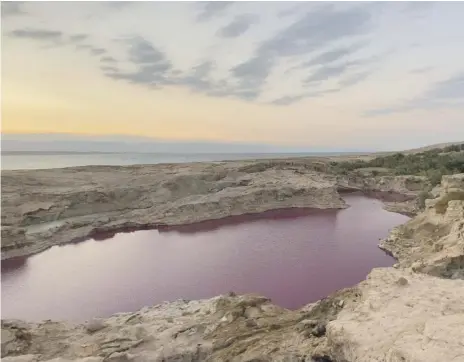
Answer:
[1,158,428,260]
[2,158,463,362]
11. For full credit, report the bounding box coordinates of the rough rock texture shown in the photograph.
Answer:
[1,290,359,362]
[1,160,347,260]
[335,174,430,197]
[325,268,464,362]
[3,162,463,362]
[380,174,464,279]
[335,174,430,217]
[2,158,426,261]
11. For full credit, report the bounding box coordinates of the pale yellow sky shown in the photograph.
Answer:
[2,1,464,150]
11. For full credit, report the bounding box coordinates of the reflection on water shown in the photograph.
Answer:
[1,194,409,322]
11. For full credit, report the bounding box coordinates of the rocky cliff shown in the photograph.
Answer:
[1,159,427,261]
[1,160,346,260]
[323,173,464,362]
[380,173,464,278]
[3,166,462,362]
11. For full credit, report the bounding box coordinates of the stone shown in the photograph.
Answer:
[310,324,326,337]
[325,268,464,362]
[2,160,352,260]
[0,294,345,361]
[3,159,464,362]
[379,174,464,279]
[85,319,106,333]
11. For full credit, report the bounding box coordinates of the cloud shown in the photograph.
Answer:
[338,71,371,87]
[365,73,464,116]
[8,5,378,105]
[191,61,214,79]
[1,1,26,18]
[102,5,374,103]
[69,34,88,43]
[429,73,464,100]
[300,42,366,68]
[104,37,172,88]
[270,88,340,106]
[269,94,307,106]
[230,55,275,99]
[223,5,373,101]
[217,14,258,38]
[126,36,168,64]
[101,55,117,63]
[7,28,99,55]
[258,5,371,58]
[304,64,351,84]
[403,2,434,13]
[100,65,119,73]
[89,47,106,55]
[173,61,215,92]
[410,66,434,74]
[9,28,63,41]
[196,1,234,22]
[74,43,109,57]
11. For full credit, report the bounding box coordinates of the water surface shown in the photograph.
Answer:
[1,194,409,322]
[1,151,347,170]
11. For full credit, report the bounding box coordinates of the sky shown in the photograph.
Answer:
[2,1,464,151]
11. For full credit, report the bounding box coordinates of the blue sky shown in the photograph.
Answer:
[2,1,464,151]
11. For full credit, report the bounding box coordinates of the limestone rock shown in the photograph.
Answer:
[1,161,348,260]
[1,293,352,361]
[380,174,464,279]
[325,268,464,362]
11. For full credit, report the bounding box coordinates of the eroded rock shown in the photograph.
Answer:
[1,161,350,260]
[0,293,352,361]
[380,174,464,279]
[325,268,464,362]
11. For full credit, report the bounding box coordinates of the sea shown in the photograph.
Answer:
[1,151,352,170]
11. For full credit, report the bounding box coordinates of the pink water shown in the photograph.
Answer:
[1,194,409,322]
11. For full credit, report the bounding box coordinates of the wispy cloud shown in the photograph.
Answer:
[222,5,373,101]
[69,34,88,43]
[410,66,434,74]
[9,28,63,41]
[365,73,464,116]
[104,37,172,88]
[100,55,117,63]
[1,1,26,18]
[300,42,366,69]
[217,14,258,38]
[4,1,463,114]
[338,71,371,87]
[196,1,234,22]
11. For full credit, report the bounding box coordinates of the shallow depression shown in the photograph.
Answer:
[1,194,409,322]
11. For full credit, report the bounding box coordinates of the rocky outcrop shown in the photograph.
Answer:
[335,174,430,217]
[335,174,430,198]
[380,174,464,279]
[2,157,431,260]
[4,163,463,362]
[324,268,464,362]
[1,161,347,260]
[1,289,359,362]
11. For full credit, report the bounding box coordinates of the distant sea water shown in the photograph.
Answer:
[0,151,357,171]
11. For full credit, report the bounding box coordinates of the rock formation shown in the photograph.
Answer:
[1,159,429,260]
[380,174,464,279]
[1,161,347,260]
[1,289,359,362]
[3,160,463,362]
[324,268,464,362]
